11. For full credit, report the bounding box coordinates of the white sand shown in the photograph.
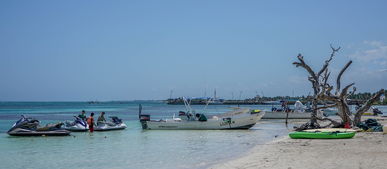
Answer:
[209,132,387,169]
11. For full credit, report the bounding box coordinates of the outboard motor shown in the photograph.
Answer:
[139,115,150,129]
[138,104,151,129]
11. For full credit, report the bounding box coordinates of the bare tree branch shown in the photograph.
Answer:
[323,69,330,86]
[336,60,352,94]
[326,85,334,95]
[317,45,340,78]
[356,89,385,114]
[316,117,342,127]
[353,89,385,125]
[340,83,355,98]
[293,54,318,82]
[348,87,357,96]
[317,93,339,101]
[316,104,337,110]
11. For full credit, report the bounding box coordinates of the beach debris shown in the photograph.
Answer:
[357,119,383,132]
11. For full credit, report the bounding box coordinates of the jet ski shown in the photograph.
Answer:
[94,116,127,131]
[7,115,71,136]
[62,116,89,132]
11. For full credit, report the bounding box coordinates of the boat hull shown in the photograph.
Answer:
[62,128,89,132]
[7,128,71,136]
[62,124,89,132]
[262,111,310,119]
[303,128,357,133]
[94,123,127,131]
[143,109,264,130]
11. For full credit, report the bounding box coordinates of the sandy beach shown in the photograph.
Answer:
[210,132,387,169]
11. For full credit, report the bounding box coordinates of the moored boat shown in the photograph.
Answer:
[263,100,312,119]
[139,99,265,130]
[140,108,264,130]
[262,111,311,119]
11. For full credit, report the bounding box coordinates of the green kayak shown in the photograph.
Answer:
[289,131,356,139]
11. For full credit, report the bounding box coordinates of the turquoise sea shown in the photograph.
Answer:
[1,101,384,169]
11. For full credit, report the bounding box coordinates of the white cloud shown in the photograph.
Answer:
[344,41,387,92]
[350,41,387,64]
[363,40,383,47]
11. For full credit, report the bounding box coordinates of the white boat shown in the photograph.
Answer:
[321,108,338,116]
[140,108,264,130]
[263,100,311,119]
[138,98,264,130]
[262,111,310,119]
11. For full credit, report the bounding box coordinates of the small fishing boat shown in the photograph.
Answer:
[140,108,264,130]
[289,130,356,139]
[139,99,265,130]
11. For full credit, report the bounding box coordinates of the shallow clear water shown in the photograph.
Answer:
[0,102,385,169]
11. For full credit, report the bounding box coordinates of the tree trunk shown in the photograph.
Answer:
[354,113,362,126]
[353,89,384,126]
[310,98,318,125]
[337,101,351,126]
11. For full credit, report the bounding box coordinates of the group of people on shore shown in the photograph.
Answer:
[77,110,107,132]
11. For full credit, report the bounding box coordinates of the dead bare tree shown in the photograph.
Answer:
[293,45,384,129]
[354,89,385,125]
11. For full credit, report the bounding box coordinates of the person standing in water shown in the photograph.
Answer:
[78,110,87,121]
[87,113,95,132]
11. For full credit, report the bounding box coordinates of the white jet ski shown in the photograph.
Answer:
[94,116,127,131]
[8,115,71,136]
[62,116,89,132]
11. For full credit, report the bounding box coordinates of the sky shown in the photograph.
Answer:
[0,0,386,101]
